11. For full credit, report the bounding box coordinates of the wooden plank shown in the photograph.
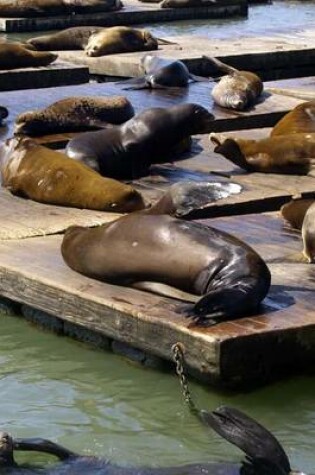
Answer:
[55,28,315,81]
[0,212,314,387]
[0,61,89,92]
[0,78,303,145]
[0,0,247,32]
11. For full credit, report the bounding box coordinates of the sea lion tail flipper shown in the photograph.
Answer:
[13,438,78,461]
[189,73,212,83]
[202,55,238,74]
[199,406,291,475]
[265,87,315,101]
[118,77,150,90]
[156,37,178,45]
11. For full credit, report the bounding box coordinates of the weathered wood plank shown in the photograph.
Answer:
[0,61,89,91]
[55,28,315,81]
[0,0,247,32]
[0,212,314,387]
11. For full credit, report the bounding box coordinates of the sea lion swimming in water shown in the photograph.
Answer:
[61,212,271,325]
[0,405,305,474]
[120,54,208,90]
[14,96,135,136]
[0,43,57,70]
[271,101,315,137]
[209,132,315,175]
[203,56,263,111]
[66,103,215,179]
[84,27,173,57]
[0,137,144,213]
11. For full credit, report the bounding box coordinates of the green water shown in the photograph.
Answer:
[1,313,314,472]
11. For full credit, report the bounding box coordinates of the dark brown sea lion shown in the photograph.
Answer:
[161,0,215,7]
[27,26,104,51]
[271,101,315,137]
[210,132,315,175]
[0,106,8,126]
[61,213,271,325]
[203,56,263,111]
[0,0,122,17]
[120,54,208,90]
[84,27,172,57]
[0,44,57,70]
[14,96,135,136]
[66,103,214,179]
[0,138,144,212]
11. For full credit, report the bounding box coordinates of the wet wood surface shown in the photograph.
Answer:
[0,0,247,32]
[55,27,315,81]
[0,211,314,387]
[0,62,89,91]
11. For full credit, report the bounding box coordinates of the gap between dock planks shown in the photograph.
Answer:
[0,0,247,32]
[0,62,89,92]
[54,28,315,81]
[0,211,314,387]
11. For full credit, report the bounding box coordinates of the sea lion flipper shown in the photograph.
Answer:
[119,77,150,90]
[202,55,238,74]
[156,37,177,45]
[189,73,211,83]
[13,438,78,461]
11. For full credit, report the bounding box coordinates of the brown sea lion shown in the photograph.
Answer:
[120,54,208,90]
[66,103,215,179]
[203,56,263,111]
[0,0,121,17]
[27,26,104,51]
[280,198,315,230]
[0,138,144,212]
[271,101,315,137]
[84,27,172,57]
[161,0,215,7]
[0,44,57,70]
[301,202,315,263]
[61,213,271,325]
[210,132,315,175]
[14,96,135,136]
[1,407,304,475]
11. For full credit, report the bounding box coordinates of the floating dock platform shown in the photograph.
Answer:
[55,28,315,82]
[0,76,315,387]
[0,0,247,32]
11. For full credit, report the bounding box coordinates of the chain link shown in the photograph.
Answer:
[171,342,199,416]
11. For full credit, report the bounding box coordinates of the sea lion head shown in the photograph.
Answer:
[171,103,214,134]
[14,111,42,135]
[141,30,158,50]
[0,432,15,467]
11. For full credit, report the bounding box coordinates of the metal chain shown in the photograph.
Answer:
[171,342,199,416]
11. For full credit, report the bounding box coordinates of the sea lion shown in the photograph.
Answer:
[301,201,315,263]
[280,198,315,230]
[0,106,8,126]
[161,0,215,7]
[28,26,104,51]
[61,213,271,325]
[66,103,214,179]
[120,54,208,90]
[271,101,315,137]
[14,96,135,136]
[210,132,315,175]
[84,27,171,57]
[203,56,263,111]
[0,137,144,213]
[0,43,57,70]
[0,0,121,17]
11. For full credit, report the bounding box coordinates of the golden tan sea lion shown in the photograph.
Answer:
[280,198,315,230]
[271,101,315,137]
[0,138,144,212]
[84,27,171,57]
[14,96,135,136]
[210,132,315,175]
[27,27,104,51]
[0,43,57,70]
[203,56,263,111]
[301,201,315,263]
[0,0,121,17]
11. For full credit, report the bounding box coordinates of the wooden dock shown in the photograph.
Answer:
[0,62,89,92]
[0,74,315,387]
[55,27,315,81]
[0,0,247,32]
